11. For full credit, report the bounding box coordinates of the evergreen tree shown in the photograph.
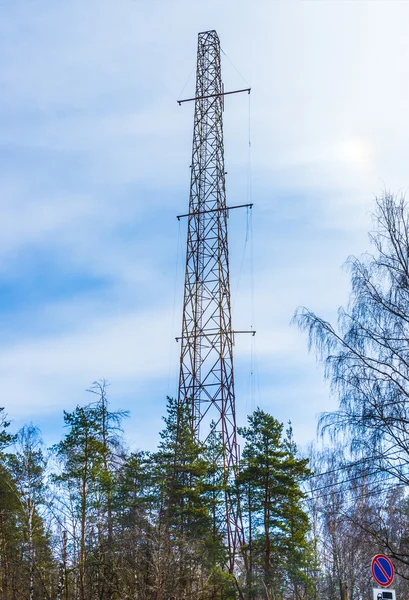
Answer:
[0,419,54,600]
[203,423,237,599]
[7,425,54,600]
[86,380,128,599]
[114,450,155,599]
[52,391,127,600]
[150,397,217,599]
[238,409,312,599]
[0,408,14,453]
[204,424,230,564]
[53,405,103,600]
[0,411,19,600]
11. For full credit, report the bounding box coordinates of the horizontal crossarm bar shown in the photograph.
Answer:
[176,330,256,342]
[233,331,256,336]
[177,203,253,221]
[177,87,251,105]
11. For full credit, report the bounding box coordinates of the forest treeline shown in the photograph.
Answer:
[0,387,311,600]
[2,193,409,600]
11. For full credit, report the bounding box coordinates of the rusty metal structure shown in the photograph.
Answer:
[177,29,251,569]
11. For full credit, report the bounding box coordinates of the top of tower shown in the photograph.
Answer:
[198,30,219,38]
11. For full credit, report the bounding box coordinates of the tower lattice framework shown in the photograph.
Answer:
[178,29,245,566]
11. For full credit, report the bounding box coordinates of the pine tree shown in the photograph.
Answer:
[0,461,19,599]
[53,405,103,600]
[114,450,155,599]
[0,409,20,600]
[238,409,312,599]
[7,425,54,600]
[0,408,14,453]
[202,423,236,599]
[52,387,127,600]
[150,397,214,599]
[86,380,128,599]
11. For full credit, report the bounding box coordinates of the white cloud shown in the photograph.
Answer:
[0,304,174,415]
[1,0,409,450]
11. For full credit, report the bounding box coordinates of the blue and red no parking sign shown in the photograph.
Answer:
[371,554,395,587]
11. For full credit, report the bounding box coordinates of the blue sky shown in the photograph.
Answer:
[1,0,409,451]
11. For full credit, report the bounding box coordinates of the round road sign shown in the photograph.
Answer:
[371,554,395,587]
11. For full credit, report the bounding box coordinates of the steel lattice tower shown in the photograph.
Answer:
[177,30,250,568]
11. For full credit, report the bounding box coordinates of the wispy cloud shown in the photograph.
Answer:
[1,0,408,451]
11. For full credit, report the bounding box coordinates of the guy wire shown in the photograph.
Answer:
[167,218,182,398]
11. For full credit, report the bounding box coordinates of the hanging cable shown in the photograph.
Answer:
[247,90,261,412]
[305,467,408,495]
[167,219,182,398]
[177,62,196,102]
[303,468,409,501]
[232,206,250,315]
[305,447,407,480]
[220,46,251,88]
[308,481,407,508]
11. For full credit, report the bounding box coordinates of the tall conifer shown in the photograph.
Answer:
[239,409,312,599]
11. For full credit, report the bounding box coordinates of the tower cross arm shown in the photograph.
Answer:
[177,87,251,105]
[175,330,256,342]
[176,203,253,221]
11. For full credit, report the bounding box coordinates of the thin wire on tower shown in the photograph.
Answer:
[220,45,251,89]
[166,219,182,398]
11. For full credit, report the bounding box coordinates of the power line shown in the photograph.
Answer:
[310,482,407,515]
[304,471,408,501]
[305,448,406,480]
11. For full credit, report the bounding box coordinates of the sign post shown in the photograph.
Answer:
[371,554,395,600]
